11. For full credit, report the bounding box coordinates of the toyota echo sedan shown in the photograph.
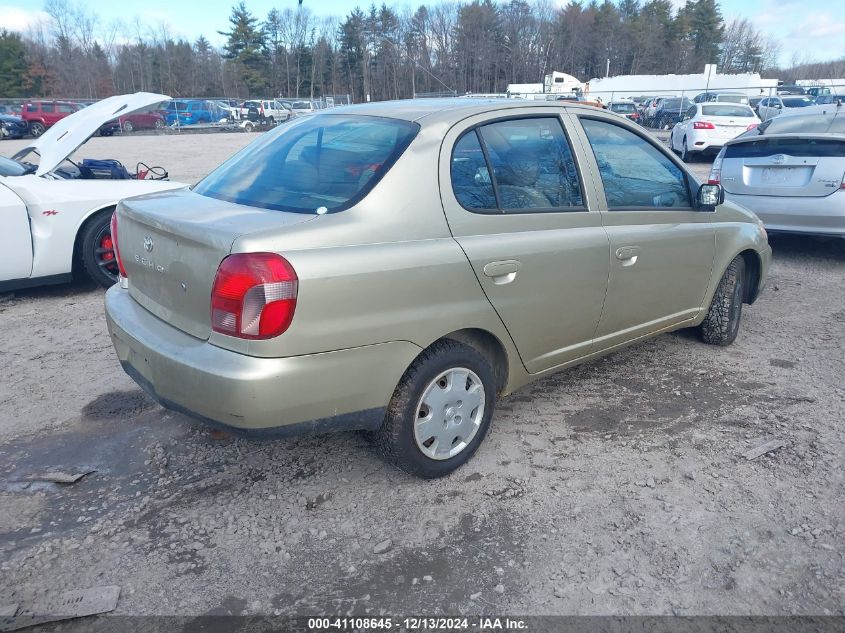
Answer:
[105,99,771,478]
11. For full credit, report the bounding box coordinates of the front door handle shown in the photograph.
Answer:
[615,246,640,266]
[483,260,520,284]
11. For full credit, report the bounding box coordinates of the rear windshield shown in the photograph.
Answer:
[167,102,188,110]
[760,114,845,134]
[725,138,845,158]
[194,114,419,214]
[702,105,754,117]
[610,103,636,113]
[715,94,747,103]
[661,99,692,109]
[782,97,814,108]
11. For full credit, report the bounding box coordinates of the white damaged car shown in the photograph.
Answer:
[0,93,186,291]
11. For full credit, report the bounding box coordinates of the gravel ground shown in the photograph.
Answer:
[1,130,843,621]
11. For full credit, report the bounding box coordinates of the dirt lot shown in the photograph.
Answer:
[1,130,843,623]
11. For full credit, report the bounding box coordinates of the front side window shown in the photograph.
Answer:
[194,114,419,214]
[57,103,75,113]
[451,117,584,213]
[580,118,692,210]
[41,103,55,113]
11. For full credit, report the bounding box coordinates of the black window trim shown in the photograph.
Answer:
[450,113,589,216]
[576,114,700,213]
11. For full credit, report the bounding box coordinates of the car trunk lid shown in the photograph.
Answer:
[721,134,845,197]
[118,188,315,340]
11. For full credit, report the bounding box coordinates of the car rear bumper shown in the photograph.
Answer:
[105,285,422,434]
[726,190,845,237]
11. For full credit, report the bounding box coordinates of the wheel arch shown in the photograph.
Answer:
[738,248,763,304]
[71,203,116,273]
[406,328,512,397]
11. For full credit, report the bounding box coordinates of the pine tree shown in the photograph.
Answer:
[219,2,269,95]
[0,30,30,97]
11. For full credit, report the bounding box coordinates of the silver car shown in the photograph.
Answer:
[105,99,770,478]
[711,108,845,238]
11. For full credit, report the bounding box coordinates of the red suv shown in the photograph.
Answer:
[21,100,83,137]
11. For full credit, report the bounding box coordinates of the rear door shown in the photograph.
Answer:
[439,110,610,373]
[569,112,715,350]
[0,183,33,282]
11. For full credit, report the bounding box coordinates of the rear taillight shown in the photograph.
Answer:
[693,121,715,129]
[211,253,298,339]
[110,212,127,278]
[746,123,759,131]
[709,146,726,185]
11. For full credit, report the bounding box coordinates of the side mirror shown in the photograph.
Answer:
[697,183,724,211]
[774,104,782,109]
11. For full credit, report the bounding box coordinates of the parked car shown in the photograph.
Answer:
[164,100,223,126]
[21,100,83,137]
[670,102,760,162]
[99,108,168,136]
[693,91,749,105]
[237,100,293,124]
[814,94,842,105]
[749,96,765,111]
[776,85,807,95]
[652,97,695,128]
[607,99,640,122]
[644,96,673,126]
[0,104,22,115]
[0,93,185,291]
[0,115,28,139]
[756,95,815,121]
[105,99,770,478]
[711,105,844,238]
[290,100,316,115]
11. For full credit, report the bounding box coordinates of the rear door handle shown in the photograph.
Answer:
[483,260,520,284]
[615,246,640,266]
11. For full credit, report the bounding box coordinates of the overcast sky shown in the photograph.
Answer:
[3,0,844,69]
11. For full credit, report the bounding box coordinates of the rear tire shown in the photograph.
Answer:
[372,340,496,479]
[29,122,45,137]
[681,139,694,163]
[80,210,119,288]
[699,256,745,346]
[122,120,134,133]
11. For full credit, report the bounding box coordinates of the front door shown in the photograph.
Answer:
[439,111,610,373]
[569,114,715,351]
[0,183,33,282]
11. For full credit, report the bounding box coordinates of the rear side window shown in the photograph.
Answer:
[782,97,813,108]
[702,105,754,117]
[194,114,419,214]
[451,117,584,213]
[581,118,692,210]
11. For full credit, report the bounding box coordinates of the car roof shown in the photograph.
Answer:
[310,98,595,124]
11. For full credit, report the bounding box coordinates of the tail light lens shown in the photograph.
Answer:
[709,146,726,185]
[211,253,298,339]
[746,123,759,131]
[110,211,128,278]
[693,121,716,129]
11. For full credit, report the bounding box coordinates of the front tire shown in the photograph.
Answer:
[29,122,45,137]
[122,120,134,133]
[373,340,496,478]
[699,256,745,346]
[80,210,119,288]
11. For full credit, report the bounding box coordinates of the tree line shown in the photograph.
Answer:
[0,0,827,103]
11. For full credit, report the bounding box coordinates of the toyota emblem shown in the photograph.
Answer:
[771,154,786,165]
[143,236,154,252]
